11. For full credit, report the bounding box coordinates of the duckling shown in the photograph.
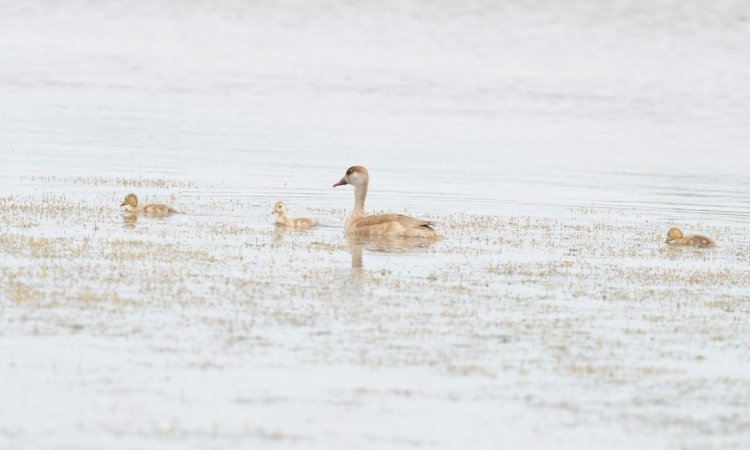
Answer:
[120,193,177,215]
[272,201,319,227]
[665,227,715,248]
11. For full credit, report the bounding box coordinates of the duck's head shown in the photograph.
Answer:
[333,165,369,189]
[666,227,683,243]
[272,201,286,216]
[120,193,138,208]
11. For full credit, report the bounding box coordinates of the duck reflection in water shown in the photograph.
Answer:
[273,225,321,244]
[346,234,441,269]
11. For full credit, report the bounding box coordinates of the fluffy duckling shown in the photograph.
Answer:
[120,193,177,215]
[272,201,319,227]
[665,227,715,248]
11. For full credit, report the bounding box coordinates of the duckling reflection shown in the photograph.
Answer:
[273,225,288,243]
[272,223,322,245]
[346,234,441,268]
[123,212,138,229]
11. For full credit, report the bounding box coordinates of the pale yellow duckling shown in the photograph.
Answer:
[272,201,319,227]
[120,193,177,215]
[665,227,715,248]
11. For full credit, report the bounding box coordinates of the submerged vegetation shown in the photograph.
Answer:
[1,176,749,448]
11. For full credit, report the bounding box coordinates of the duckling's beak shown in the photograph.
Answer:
[333,177,347,188]
[665,238,671,243]
[120,201,127,206]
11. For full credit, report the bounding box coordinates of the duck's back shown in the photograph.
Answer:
[348,213,440,237]
[289,217,319,227]
[681,234,716,248]
[142,203,177,215]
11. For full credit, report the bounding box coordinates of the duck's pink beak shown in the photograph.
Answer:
[333,178,347,188]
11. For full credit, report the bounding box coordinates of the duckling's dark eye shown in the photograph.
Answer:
[346,169,352,175]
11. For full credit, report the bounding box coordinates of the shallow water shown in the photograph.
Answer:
[2,1,750,449]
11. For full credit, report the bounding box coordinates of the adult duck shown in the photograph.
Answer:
[333,166,440,238]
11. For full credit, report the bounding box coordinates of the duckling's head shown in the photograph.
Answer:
[120,193,138,208]
[666,227,683,243]
[333,165,369,189]
[272,201,286,216]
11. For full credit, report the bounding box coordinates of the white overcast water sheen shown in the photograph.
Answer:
[1,1,750,449]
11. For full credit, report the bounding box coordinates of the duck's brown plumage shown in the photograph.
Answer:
[350,214,434,230]
[333,166,441,238]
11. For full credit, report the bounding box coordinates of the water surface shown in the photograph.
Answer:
[1,1,750,449]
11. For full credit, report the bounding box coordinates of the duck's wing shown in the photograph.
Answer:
[688,234,716,247]
[290,217,319,227]
[142,203,177,214]
[352,214,435,230]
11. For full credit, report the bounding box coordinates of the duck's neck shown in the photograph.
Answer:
[276,212,290,225]
[351,182,368,218]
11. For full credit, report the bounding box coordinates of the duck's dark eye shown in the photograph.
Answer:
[346,169,352,175]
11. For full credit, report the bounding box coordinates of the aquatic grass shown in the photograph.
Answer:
[23,175,197,189]
[1,180,748,448]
